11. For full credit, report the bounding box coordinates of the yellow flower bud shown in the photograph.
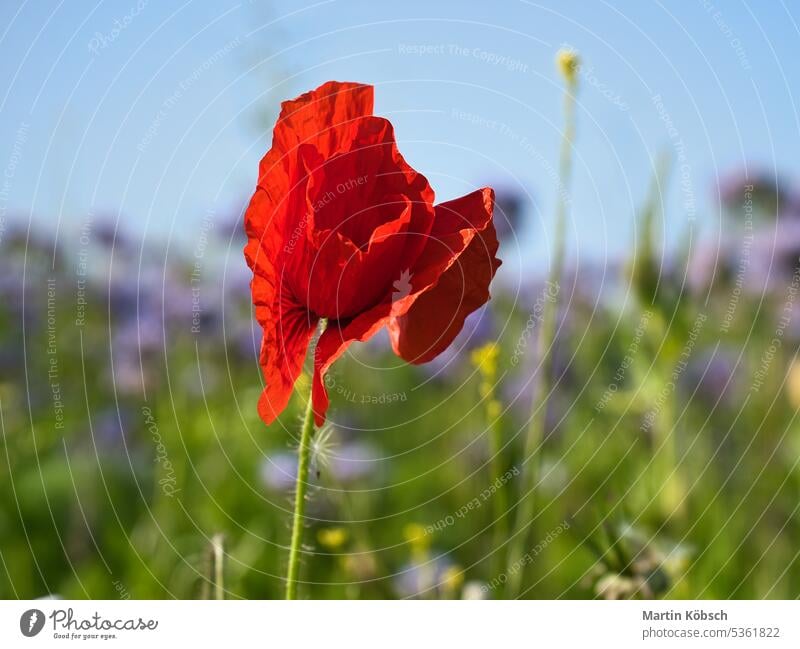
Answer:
[787,360,800,409]
[403,522,430,556]
[556,48,580,84]
[471,342,500,379]
[317,527,349,550]
[441,565,465,595]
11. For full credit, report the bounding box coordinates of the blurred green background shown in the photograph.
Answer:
[2,1,800,600]
[3,167,800,599]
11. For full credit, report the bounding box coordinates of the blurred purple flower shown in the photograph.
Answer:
[213,204,247,246]
[90,215,131,251]
[501,369,564,438]
[110,351,148,397]
[2,219,56,256]
[227,260,253,292]
[747,219,800,294]
[112,311,164,355]
[91,408,134,448]
[259,452,298,491]
[328,442,380,482]
[491,184,528,241]
[107,279,141,320]
[687,236,737,294]
[393,555,454,599]
[229,321,260,362]
[260,440,380,492]
[680,348,739,407]
[718,169,789,220]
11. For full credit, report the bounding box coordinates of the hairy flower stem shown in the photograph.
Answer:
[505,58,578,598]
[285,392,315,599]
[285,321,326,600]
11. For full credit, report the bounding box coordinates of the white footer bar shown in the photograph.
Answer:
[0,600,795,648]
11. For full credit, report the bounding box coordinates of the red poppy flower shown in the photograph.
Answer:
[244,81,501,425]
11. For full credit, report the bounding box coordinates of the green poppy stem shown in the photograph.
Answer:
[505,53,578,598]
[285,386,316,600]
[285,320,326,600]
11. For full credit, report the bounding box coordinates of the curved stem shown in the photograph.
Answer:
[285,371,317,599]
[505,73,577,598]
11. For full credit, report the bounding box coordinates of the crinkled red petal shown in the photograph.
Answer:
[389,188,501,363]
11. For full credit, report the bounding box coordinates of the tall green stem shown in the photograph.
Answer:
[505,53,578,598]
[285,351,320,600]
[488,413,508,578]
[471,343,508,580]
[489,416,508,534]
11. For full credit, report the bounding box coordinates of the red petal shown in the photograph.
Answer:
[306,197,416,318]
[245,190,319,425]
[246,82,505,425]
[271,81,374,162]
[305,116,427,246]
[249,82,375,269]
[255,293,319,425]
[298,116,436,318]
[389,189,501,363]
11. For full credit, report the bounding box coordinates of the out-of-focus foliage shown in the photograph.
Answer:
[1,167,799,599]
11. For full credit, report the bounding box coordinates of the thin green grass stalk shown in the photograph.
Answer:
[472,344,508,581]
[201,533,225,599]
[630,151,686,522]
[487,396,508,580]
[285,320,326,600]
[211,533,225,600]
[631,150,672,311]
[489,415,508,531]
[504,50,579,598]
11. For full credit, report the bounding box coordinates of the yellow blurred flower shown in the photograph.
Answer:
[556,47,580,84]
[487,399,502,420]
[403,523,430,557]
[343,552,377,580]
[471,342,500,379]
[440,565,465,596]
[787,360,800,409]
[317,527,349,550]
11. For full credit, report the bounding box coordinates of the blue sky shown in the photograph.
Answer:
[1,0,798,269]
